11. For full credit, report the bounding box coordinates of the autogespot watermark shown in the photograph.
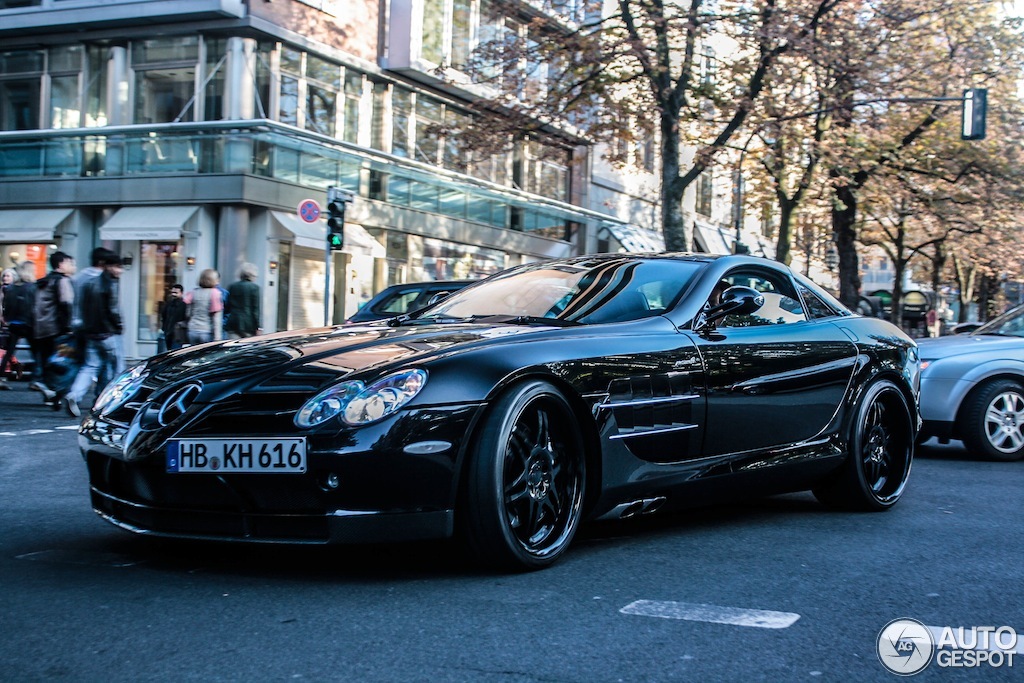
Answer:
[877,618,1019,676]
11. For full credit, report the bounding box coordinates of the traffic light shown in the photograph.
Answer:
[326,186,354,251]
[961,88,987,140]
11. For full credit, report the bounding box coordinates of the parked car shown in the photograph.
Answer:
[917,303,1024,461]
[345,280,472,323]
[80,254,920,570]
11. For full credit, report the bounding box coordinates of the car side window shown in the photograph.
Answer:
[798,285,838,319]
[718,270,806,327]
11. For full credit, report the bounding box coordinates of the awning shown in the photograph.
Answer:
[601,223,665,253]
[271,211,385,257]
[0,208,73,242]
[100,205,199,241]
[694,221,733,255]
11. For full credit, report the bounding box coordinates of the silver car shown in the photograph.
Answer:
[917,303,1024,461]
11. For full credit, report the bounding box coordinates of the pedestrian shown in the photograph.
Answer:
[1,261,43,391]
[0,267,21,389]
[225,263,262,338]
[160,283,187,350]
[183,268,224,346]
[215,271,230,337]
[34,251,76,405]
[64,253,125,418]
[72,247,116,330]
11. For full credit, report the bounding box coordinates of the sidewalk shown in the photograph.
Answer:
[0,378,81,431]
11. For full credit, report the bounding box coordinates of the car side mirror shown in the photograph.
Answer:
[695,286,765,334]
[426,291,453,307]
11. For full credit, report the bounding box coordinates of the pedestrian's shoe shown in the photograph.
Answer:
[44,397,61,411]
[0,378,10,391]
[29,381,45,392]
[65,396,81,418]
[41,387,56,402]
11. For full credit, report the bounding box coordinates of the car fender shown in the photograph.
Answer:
[920,358,1024,423]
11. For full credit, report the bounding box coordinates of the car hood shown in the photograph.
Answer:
[144,321,565,387]
[916,334,1024,360]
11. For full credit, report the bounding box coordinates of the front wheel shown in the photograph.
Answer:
[461,380,586,571]
[960,379,1024,461]
[814,379,914,511]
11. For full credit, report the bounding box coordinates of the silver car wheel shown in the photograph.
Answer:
[984,390,1024,454]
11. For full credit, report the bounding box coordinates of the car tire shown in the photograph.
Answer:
[461,380,586,571]
[813,379,914,511]
[959,379,1024,462]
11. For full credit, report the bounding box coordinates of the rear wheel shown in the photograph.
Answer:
[462,380,586,571]
[814,379,914,511]
[960,380,1024,461]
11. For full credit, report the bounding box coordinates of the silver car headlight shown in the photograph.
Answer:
[93,363,148,414]
[294,369,427,428]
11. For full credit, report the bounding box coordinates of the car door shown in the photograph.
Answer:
[691,267,858,459]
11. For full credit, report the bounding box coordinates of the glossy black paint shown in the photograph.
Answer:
[79,254,920,549]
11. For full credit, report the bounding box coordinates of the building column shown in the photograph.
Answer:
[104,46,130,174]
[224,37,259,173]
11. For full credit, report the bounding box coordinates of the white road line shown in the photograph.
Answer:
[23,429,54,435]
[926,626,1024,654]
[0,432,16,436]
[55,425,79,430]
[620,600,800,629]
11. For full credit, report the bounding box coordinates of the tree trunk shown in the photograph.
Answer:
[831,181,862,310]
[775,197,795,266]
[660,113,689,252]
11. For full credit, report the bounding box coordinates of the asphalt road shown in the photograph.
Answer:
[0,383,1021,682]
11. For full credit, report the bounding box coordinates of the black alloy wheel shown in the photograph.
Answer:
[462,380,586,570]
[813,379,914,511]
[960,379,1024,461]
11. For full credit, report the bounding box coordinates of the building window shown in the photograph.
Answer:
[0,49,43,130]
[304,54,339,137]
[415,94,442,164]
[132,37,200,124]
[392,86,412,157]
[341,70,361,143]
[700,45,717,90]
[278,46,302,127]
[696,170,713,217]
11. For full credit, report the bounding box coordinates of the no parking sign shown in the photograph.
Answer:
[297,198,321,223]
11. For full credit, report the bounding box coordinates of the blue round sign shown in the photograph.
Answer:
[298,199,321,223]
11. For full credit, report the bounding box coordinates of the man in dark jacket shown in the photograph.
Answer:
[64,254,124,417]
[1,261,39,390]
[225,263,262,338]
[34,251,76,402]
[161,283,187,350]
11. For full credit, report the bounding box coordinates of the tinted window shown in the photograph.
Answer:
[799,285,837,319]
[428,258,704,324]
[719,269,805,327]
[375,290,420,314]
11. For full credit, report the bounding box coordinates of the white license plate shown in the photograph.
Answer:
[167,438,306,473]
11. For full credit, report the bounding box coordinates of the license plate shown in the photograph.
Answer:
[167,438,306,473]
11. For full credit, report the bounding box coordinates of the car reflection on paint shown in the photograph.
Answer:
[80,253,920,570]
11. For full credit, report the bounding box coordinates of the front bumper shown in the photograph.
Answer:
[81,402,481,544]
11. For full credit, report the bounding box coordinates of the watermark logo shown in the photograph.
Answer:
[878,619,1019,675]
[878,619,934,676]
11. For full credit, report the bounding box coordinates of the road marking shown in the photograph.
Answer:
[0,425,78,437]
[23,429,54,435]
[16,549,142,568]
[620,600,800,629]
[55,425,79,430]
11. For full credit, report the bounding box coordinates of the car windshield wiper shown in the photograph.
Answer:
[480,315,581,327]
[387,313,468,327]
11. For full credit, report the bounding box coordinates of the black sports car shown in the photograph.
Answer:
[81,254,921,570]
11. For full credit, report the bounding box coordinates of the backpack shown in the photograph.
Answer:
[1,282,34,325]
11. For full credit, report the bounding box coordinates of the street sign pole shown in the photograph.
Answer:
[324,186,355,326]
[324,224,331,327]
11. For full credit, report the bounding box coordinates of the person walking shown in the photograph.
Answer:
[1,261,41,391]
[225,263,261,338]
[160,283,187,350]
[183,268,224,346]
[64,254,125,418]
[0,267,21,389]
[34,251,76,405]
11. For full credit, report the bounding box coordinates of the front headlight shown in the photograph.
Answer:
[93,363,148,414]
[294,369,427,428]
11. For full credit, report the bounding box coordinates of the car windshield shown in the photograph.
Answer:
[420,257,704,325]
[972,305,1024,337]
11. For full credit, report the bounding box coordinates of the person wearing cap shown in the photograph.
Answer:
[64,253,125,418]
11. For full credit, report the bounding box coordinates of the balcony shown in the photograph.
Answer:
[0,0,246,35]
[0,120,610,239]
